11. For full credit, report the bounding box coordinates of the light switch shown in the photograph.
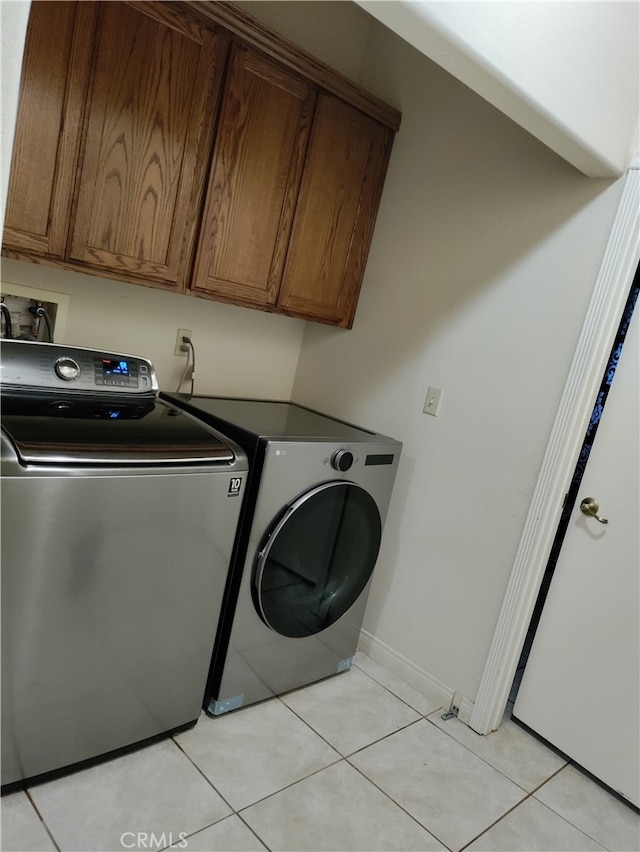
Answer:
[423,386,443,416]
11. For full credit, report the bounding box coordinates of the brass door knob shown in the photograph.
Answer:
[580,497,608,525]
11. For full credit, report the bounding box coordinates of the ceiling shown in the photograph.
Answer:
[356,1,640,178]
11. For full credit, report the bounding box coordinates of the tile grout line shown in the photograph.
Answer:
[358,650,573,804]
[165,656,436,845]
[170,732,277,851]
[333,706,575,852]
[343,751,455,852]
[456,762,610,852]
[169,733,243,837]
[526,761,617,852]
[422,713,610,849]
[352,657,439,716]
[346,663,552,852]
[176,693,440,851]
[235,755,344,813]
[456,761,576,852]
[341,706,570,852]
[159,658,407,845]
[171,732,235,810]
[10,654,627,852]
[192,680,440,849]
[276,691,423,760]
[341,716,427,760]
[234,809,274,852]
[456,789,539,852]
[24,789,62,852]
[354,653,577,804]
[423,710,570,796]
[171,719,345,850]
[275,671,486,850]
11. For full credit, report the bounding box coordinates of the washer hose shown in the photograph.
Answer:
[1,303,12,339]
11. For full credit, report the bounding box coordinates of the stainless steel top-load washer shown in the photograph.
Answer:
[1,341,247,788]
[161,394,401,715]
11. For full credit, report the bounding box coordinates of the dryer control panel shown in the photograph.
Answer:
[1,340,158,395]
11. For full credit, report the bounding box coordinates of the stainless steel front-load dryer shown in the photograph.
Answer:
[161,395,401,715]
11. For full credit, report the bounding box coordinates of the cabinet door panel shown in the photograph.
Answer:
[192,45,316,306]
[3,2,95,257]
[278,95,392,328]
[70,2,227,288]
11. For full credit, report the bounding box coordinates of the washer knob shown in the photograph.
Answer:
[331,449,354,472]
[54,357,81,382]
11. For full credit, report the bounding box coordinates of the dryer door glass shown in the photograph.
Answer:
[254,481,382,638]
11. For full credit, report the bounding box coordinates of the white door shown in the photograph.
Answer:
[513,305,639,807]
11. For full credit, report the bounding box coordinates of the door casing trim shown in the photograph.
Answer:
[470,152,640,735]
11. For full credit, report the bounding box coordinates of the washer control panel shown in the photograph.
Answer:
[92,355,152,390]
[1,340,158,394]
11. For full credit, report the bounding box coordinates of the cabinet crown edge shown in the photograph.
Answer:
[178,0,402,131]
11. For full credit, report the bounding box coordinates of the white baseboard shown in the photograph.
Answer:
[454,693,475,725]
[358,629,468,714]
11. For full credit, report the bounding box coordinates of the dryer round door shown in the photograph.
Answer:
[254,481,382,638]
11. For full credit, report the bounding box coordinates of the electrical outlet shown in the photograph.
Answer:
[423,386,443,416]
[174,328,193,356]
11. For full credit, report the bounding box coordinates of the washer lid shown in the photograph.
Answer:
[1,397,237,465]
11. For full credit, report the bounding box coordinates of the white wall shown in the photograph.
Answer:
[1,0,31,226]
[280,7,624,703]
[1,260,306,397]
[239,0,372,80]
[357,0,640,178]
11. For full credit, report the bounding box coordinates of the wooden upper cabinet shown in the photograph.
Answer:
[192,46,395,328]
[4,0,400,327]
[69,2,229,289]
[3,2,96,257]
[191,45,316,306]
[278,95,393,328]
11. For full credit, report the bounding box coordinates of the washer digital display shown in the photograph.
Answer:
[102,358,130,376]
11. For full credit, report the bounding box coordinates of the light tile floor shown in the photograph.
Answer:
[2,651,638,852]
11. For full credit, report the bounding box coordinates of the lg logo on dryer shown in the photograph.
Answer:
[227,477,243,497]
